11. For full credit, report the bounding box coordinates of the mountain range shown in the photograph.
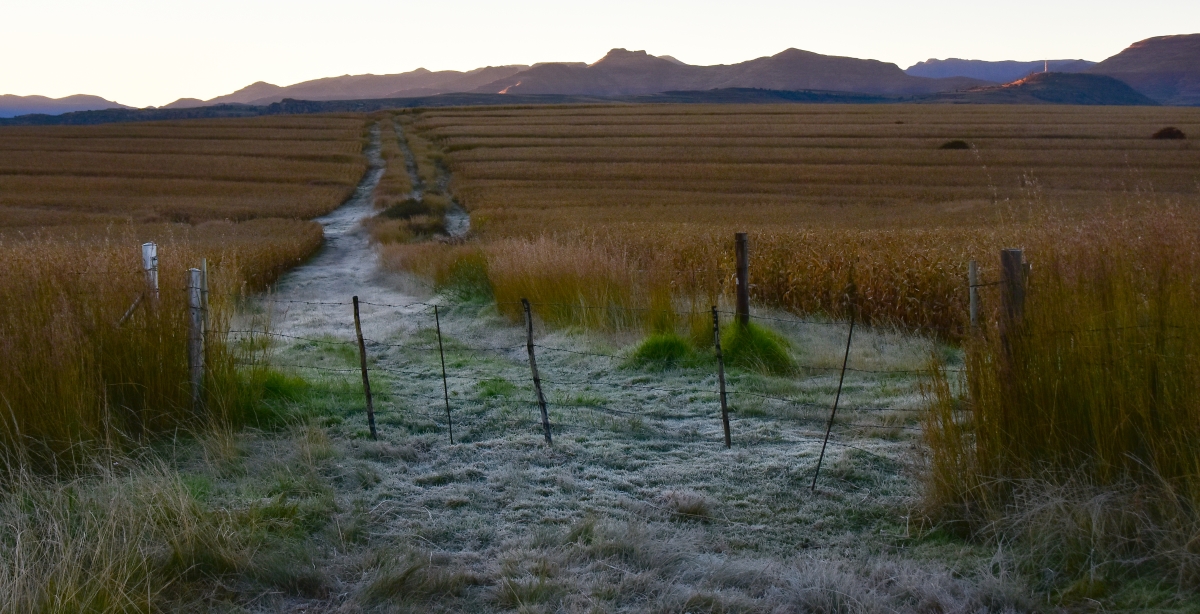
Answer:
[5,33,1199,118]
[1085,34,1200,105]
[0,94,129,119]
[905,59,1096,84]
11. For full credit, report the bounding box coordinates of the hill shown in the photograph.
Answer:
[906,59,1095,83]
[0,94,129,118]
[1087,33,1200,105]
[475,48,983,96]
[933,72,1158,105]
[165,66,529,108]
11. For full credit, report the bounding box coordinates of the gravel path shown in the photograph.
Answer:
[263,124,431,344]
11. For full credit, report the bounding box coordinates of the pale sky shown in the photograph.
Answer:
[2,0,1197,108]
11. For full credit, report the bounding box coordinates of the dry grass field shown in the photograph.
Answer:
[0,114,371,458]
[0,115,369,227]
[389,104,1200,336]
[378,103,1200,607]
[0,115,375,611]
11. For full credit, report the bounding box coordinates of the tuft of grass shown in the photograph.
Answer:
[657,490,712,522]
[361,557,484,605]
[627,332,699,370]
[721,322,795,374]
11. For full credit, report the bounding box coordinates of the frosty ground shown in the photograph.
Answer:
[176,122,1031,612]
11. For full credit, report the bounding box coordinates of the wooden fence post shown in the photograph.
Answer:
[968,259,979,330]
[1000,249,1026,323]
[712,306,732,448]
[187,268,205,417]
[201,258,209,337]
[999,249,1027,353]
[142,242,159,304]
[352,296,378,440]
[522,299,552,445]
[735,232,750,327]
[434,305,454,445]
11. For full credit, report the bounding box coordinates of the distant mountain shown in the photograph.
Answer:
[1087,34,1200,105]
[475,48,984,97]
[0,94,130,118]
[166,66,529,108]
[906,59,1095,83]
[933,72,1157,106]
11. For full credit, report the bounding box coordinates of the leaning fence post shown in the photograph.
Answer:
[712,306,732,448]
[968,259,979,331]
[142,242,159,304]
[812,278,857,492]
[434,305,454,445]
[735,232,750,327]
[522,299,552,445]
[352,296,378,440]
[187,268,205,417]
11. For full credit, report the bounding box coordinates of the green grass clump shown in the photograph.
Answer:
[721,322,794,374]
[627,333,697,370]
[440,251,493,302]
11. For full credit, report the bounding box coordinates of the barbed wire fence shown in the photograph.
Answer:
[109,242,1062,488]
[212,287,957,488]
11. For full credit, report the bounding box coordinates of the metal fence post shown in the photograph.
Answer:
[712,306,732,448]
[352,296,378,440]
[522,299,552,445]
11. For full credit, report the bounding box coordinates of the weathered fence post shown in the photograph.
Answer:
[187,268,205,417]
[735,232,750,327]
[712,306,732,448]
[352,296,378,440]
[434,305,454,445]
[522,299,552,445]
[142,242,159,304]
[968,259,979,330]
[201,258,210,336]
[811,279,857,492]
[998,249,1027,354]
[1000,249,1026,323]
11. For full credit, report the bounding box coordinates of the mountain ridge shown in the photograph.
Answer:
[0,94,130,119]
[473,48,985,96]
[1087,33,1200,105]
[905,59,1096,83]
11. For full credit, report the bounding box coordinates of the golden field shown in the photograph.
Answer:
[0,115,369,227]
[384,104,1200,590]
[388,104,1200,336]
[0,114,370,457]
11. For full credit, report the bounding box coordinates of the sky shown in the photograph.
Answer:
[2,0,1197,108]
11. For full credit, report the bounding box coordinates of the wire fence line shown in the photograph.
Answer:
[222,292,943,478]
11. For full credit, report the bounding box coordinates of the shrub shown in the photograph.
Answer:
[382,198,430,219]
[627,333,697,370]
[721,322,794,374]
[938,139,971,149]
[1151,126,1186,140]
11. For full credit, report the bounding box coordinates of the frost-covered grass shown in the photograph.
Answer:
[220,302,1044,612]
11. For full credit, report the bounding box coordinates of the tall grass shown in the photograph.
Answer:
[0,459,248,612]
[0,220,322,463]
[389,104,1200,337]
[924,211,1200,588]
